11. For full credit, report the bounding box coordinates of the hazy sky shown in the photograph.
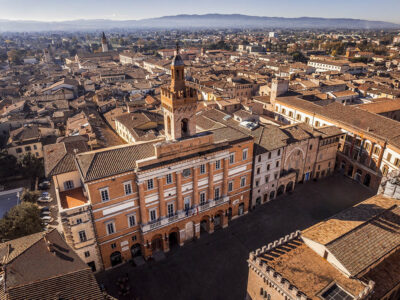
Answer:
[0,0,399,23]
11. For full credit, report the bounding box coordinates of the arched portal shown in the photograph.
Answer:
[131,244,142,258]
[277,185,285,196]
[110,251,122,267]
[363,174,371,187]
[286,181,294,192]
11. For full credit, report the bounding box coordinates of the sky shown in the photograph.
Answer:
[0,0,399,23]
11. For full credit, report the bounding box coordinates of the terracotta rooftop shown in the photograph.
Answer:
[59,188,88,209]
[302,194,399,245]
[256,238,366,299]
[356,98,400,114]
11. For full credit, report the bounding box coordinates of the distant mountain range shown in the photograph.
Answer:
[0,14,399,32]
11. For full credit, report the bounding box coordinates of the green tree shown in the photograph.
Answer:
[0,202,43,241]
[291,51,308,63]
[0,151,20,179]
[20,153,44,181]
[20,190,39,203]
[7,49,24,65]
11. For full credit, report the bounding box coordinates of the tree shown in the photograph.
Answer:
[0,202,43,241]
[0,151,20,179]
[20,190,39,203]
[7,49,24,65]
[20,153,44,181]
[291,51,308,63]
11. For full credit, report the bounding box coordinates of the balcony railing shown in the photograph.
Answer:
[140,196,229,233]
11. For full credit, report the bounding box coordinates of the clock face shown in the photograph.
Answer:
[182,168,191,178]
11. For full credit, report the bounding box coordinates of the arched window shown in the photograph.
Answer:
[181,118,189,137]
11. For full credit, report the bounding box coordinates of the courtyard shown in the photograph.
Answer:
[96,175,374,300]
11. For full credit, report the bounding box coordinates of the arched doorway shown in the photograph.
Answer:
[277,185,285,196]
[286,181,294,192]
[181,118,189,137]
[110,251,122,267]
[151,235,163,252]
[347,165,353,177]
[131,244,142,258]
[200,217,210,235]
[256,196,262,206]
[354,169,362,182]
[363,174,371,187]
[168,229,179,249]
[214,211,223,230]
[238,203,244,215]
[263,194,268,203]
[269,191,275,200]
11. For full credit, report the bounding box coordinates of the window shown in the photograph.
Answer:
[382,165,389,176]
[167,203,174,217]
[124,182,132,195]
[33,145,37,150]
[277,149,281,156]
[240,176,246,187]
[64,180,74,190]
[310,144,313,150]
[111,243,116,249]
[258,156,261,163]
[266,164,270,171]
[149,209,157,221]
[128,215,136,227]
[200,192,206,205]
[265,175,269,183]
[228,181,233,192]
[255,180,259,187]
[305,117,310,124]
[274,173,278,180]
[256,167,260,175]
[276,161,279,168]
[100,188,110,202]
[183,168,191,177]
[106,222,115,235]
[229,153,235,164]
[184,197,191,210]
[215,160,221,170]
[25,146,31,151]
[166,173,172,184]
[296,114,301,121]
[200,164,206,174]
[76,218,82,224]
[321,284,353,300]
[147,179,154,190]
[16,148,22,153]
[395,158,400,167]
[242,148,248,160]
[268,152,271,159]
[373,146,380,155]
[132,236,137,242]
[84,251,90,258]
[78,230,87,242]
[214,187,220,200]
[386,153,392,162]
[365,142,371,151]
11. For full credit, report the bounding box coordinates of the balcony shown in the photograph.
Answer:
[140,196,229,233]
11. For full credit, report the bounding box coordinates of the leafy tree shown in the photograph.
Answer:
[20,153,44,181]
[0,202,43,241]
[0,151,20,179]
[7,49,24,65]
[20,190,39,203]
[291,51,308,63]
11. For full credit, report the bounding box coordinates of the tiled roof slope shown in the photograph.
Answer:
[76,141,156,182]
[326,205,400,276]
[302,195,399,245]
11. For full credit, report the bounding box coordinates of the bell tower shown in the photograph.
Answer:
[101,32,109,53]
[161,42,197,141]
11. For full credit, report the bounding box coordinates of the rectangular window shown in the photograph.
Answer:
[106,222,115,235]
[200,192,206,205]
[277,149,281,156]
[166,173,172,184]
[255,180,259,187]
[111,243,116,249]
[64,180,74,190]
[387,153,392,162]
[266,164,270,171]
[78,230,87,242]
[76,218,82,224]
[124,182,132,195]
[229,153,235,164]
[128,215,136,227]
[167,203,174,217]
[33,145,37,150]
[100,188,109,202]
[276,161,280,168]
[215,160,221,170]
[84,251,90,258]
[214,187,220,200]
[228,181,233,192]
[149,209,157,221]
[240,176,246,187]
[184,197,191,210]
[200,164,206,174]
[395,158,400,167]
[265,175,269,183]
[147,179,154,190]
[256,167,260,175]
[268,152,271,159]
[242,148,248,160]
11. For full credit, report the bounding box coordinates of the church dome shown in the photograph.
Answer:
[171,54,184,67]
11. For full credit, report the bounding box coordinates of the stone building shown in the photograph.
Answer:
[247,194,400,300]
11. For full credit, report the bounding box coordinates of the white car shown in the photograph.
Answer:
[38,196,52,203]
[41,216,53,223]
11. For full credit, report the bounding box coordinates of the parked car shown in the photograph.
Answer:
[40,210,50,216]
[38,192,52,203]
[41,216,53,223]
[39,181,50,190]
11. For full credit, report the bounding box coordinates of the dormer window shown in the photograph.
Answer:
[320,283,353,300]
